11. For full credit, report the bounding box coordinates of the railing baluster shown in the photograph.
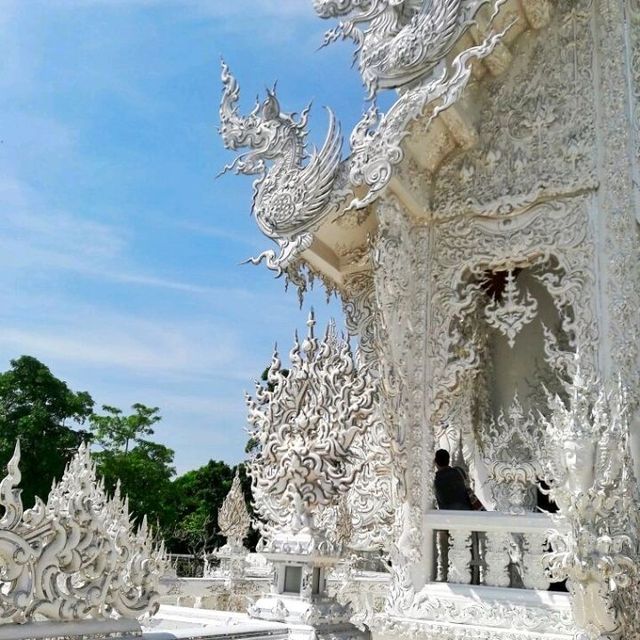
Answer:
[483,531,511,587]
[448,530,472,584]
[521,532,551,590]
[425,509,566,592]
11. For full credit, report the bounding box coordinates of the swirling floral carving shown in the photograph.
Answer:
[433,1,598,217]
[348,20,508,209]
[217,471,250,551]
[314,0,496,97]
[483,270,538,348]
[481,396,543,513]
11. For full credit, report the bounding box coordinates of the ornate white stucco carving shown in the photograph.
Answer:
[0,442,165,625]
[313,0,499,97]
[245,311,376,553]
[219,62,350,276]
[594,0,640,406]
[542,373,640,639]
[341,271,399,551]
[481,396,542,513]
[208,471,252,582]
[432,0,598,217]
[347,21,508,209]
[428,197,597,442]
[371,196,430,551]
[216,0,640,636]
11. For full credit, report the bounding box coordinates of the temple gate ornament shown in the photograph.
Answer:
[0,442,165,632]
[541,373,640,639]
[245,312,374,639]
[481,395,542,513]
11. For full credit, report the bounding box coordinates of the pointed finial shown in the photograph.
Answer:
[307,308,316,336]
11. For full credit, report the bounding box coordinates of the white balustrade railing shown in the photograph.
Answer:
[424,510,567,590]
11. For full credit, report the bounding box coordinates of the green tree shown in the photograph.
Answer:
[0,356,94,506]
[90,404,176,530]
[167,459,236,554]
[90,403,160,454]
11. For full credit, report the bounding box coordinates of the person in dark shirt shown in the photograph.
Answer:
[434,449,472,510]
[433,448,476,583]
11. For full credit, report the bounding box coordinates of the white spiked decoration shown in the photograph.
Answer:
[0,441,166,626]
[218,471,251,551]
[246,310,376,554]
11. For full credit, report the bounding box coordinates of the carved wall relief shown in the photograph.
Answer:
[432,0,597,217]
[429,197,597,444]
[339,272,400,551]
[627,0,640,225]
[366,195,598,600]
[592,0,640,405]
[371,195,430,565]
[480,396,543,513]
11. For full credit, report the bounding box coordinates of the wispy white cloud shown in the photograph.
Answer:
[0,305,252,379]
[0,175,241,296]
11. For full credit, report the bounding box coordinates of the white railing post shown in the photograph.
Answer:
[483,531,511,587]
[521,532,551,590]
[448,530,472,584]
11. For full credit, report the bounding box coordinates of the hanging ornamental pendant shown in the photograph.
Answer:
[484,269,538,348]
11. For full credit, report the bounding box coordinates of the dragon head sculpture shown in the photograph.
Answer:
[219,61,344,276]
[313,0,495,97]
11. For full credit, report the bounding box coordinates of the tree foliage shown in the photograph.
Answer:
[0,356,94,507]
[90,403,176,530]
[0,356,255,556]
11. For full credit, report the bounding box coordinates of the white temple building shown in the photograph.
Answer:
[216,1,640,639]
[0,2,637,640]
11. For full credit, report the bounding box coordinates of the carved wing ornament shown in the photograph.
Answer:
[245,312,376,550]
[0,443,166,624]
[217,471,251,548]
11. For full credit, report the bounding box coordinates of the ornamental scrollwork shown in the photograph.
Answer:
[433,0,597,218]
[219,62,350,276]
[341,271,400,551]
[0,442,165,624]
[541,371,640,639]
[480,395,543,513]
[348,20,508,209]
[245,312,377,552]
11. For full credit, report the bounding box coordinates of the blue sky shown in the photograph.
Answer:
[0,0,369,473]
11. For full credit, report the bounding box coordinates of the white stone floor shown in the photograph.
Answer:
[142,606,288,640]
